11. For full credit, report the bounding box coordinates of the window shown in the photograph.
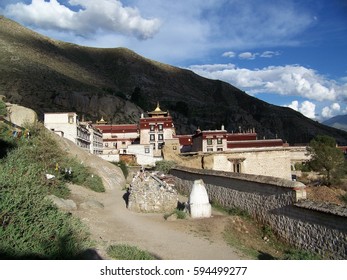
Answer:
[158,143,164,149]
[150,125,155,131]
[217,138,223,144]
[217,147,223,151]
[207,147,213,152]
[207,138,212,145]
[233,163,241,173]
[153,143,156,150]
[68,114,74,124]
[145,147,150,153]
[150,134,155,141]
[105,143,108,147]
[158,134,163,140]
[158,124,163,131]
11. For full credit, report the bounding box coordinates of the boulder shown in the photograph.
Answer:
[46,195,77,211]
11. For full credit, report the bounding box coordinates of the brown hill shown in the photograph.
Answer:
[1,15,347,144]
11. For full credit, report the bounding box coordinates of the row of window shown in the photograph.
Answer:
[150,133,163,141]
[150,124,163,131]
[206,138,223,145]
[206,147,224,152]
[77,127,90,141]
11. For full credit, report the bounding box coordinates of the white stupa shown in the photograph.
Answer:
[189,179,211,218]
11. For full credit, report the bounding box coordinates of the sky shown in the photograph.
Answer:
[1,0,347,121]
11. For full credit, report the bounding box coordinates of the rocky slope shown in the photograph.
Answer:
[1,15,347,144]
[323,115,347,132]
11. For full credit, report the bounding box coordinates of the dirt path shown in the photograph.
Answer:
[69,184,245,260]
[56,135,245,260]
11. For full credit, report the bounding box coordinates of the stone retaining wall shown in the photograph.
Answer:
[170,166,347,259]
[127,172,178,213]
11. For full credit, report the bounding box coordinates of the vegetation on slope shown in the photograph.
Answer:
[0,116,104,259]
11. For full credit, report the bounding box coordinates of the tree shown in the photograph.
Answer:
[307,135,345,186]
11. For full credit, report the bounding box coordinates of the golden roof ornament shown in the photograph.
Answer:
[148,101,168,117]
[97,116,107,124]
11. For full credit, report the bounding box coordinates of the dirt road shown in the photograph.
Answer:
[57,135,245,260]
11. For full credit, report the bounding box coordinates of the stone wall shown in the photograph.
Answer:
[170,166,347,259]
[127,171,178,213]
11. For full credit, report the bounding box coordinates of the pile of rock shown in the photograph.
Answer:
[127,171,178,213]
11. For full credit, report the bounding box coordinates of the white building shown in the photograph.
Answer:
[44,112,103,154]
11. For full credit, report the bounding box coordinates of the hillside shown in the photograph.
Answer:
[322,115,347,132]
[1,15,347,144]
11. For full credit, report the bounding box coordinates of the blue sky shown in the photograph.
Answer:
[1,0,347,121]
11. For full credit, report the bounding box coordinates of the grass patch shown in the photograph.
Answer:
[0,121,105,259]
[282,249,321,260]
[213,202,322,260]
[164,209,187,220]
[107,244,156,260]
[211,201,251,219]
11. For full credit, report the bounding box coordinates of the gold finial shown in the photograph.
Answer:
[97,116,107,124]
[154,102,161,112]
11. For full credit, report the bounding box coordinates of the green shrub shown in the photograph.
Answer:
[107,244,156,260]
[282,249,321,260]
[294,162,311,172]
[113,160,128,178]
[174,209,187,219]
[83,174,105,192]
[155,160,176,174]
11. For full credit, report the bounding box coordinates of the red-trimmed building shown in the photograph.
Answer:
[94,123,139,155]
[139,103,176,157]
[191,126,285,153]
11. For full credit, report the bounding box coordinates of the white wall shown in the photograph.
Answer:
[213,148,292,180]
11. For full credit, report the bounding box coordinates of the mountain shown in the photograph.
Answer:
[1,15,347,145]
[322,115,347,132]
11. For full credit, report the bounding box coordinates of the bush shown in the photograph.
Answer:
[294,162,311,172]
[155,160,176,174]
[107,244,156,260]
[83,174,105,192]
[174,209,187,219]
[113,160,128,178]
[282,249,321,260]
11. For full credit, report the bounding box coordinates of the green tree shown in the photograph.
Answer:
[307,135,345,185]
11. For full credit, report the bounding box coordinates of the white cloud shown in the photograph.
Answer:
[287,100,299,111]
[286,100,316,119]
[222,51,236,58]
[188,64,346,102]
[260,51,280,58]
[321,103,341,118]
[4,0,161,40]
[238,52,258,60]
[1,0,318,63]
